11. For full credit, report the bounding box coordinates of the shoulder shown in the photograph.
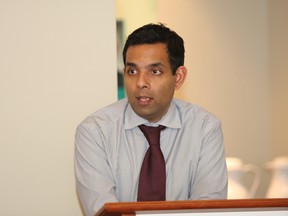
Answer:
[173,98,222,129]
[77,99,128,133]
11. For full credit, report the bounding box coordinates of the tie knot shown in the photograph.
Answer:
[138,125,166,146]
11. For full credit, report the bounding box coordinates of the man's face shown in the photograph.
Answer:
[124,43,185,122]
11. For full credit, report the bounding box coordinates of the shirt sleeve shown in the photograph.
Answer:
[189,120,228,200]
[74,122,118,216]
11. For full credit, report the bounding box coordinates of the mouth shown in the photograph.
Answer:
[136,96,153,105]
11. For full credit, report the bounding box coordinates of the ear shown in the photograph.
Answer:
[174,66,187,90]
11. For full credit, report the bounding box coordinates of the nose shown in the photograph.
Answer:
[137,72,149,89]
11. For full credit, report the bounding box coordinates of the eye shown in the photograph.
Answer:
[126,68,137,75]
[151,69,162,75]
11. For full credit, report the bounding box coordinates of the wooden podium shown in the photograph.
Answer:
[95,198,288,216]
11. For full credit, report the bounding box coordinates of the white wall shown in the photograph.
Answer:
[0,1,117,215]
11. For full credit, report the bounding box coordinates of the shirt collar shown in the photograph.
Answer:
[124,99,182,130]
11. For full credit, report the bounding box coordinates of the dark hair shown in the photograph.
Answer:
[122,23,185,75]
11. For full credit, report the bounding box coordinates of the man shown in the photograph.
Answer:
[75,23,227,216]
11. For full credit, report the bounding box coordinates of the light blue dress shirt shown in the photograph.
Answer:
[75,98,227,216]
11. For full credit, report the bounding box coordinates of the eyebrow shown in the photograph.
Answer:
[125,62,164,68]
[125,62,136,67]
[149,62,163,68]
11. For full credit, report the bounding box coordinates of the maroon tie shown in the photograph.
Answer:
[137,125,166,201]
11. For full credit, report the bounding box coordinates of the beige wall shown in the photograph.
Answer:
[0,1,116,215]
[268,0,288,158]
[117,0,288,197]
[116,0,157,38]
[157,0,271,197]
